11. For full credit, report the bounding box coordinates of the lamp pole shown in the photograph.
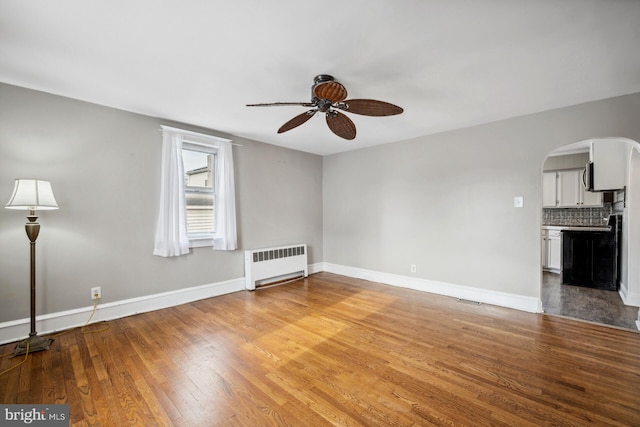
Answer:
[27,209,40,337]
[11,209,53,357]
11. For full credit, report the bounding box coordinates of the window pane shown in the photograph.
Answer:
[183,149,213,189]
[183,148,215,235]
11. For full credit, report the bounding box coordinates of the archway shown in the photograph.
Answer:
[540,137,640,330]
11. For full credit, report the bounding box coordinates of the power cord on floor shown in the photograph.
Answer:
[80,298,110,334]
[0,341,29,377]
[0,299,109,377]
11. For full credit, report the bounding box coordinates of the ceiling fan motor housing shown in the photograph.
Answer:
[315,98,333,112]
[313,74,335,85]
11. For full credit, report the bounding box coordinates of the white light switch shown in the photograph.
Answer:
[514,196,523,208]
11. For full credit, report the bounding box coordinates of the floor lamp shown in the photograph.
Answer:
[5,179,59,357]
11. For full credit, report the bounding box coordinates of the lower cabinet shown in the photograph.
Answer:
[548,231,561,271]
[561,231,618,290]
[542,229,561,272]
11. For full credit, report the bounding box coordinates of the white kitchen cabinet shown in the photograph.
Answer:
[541,231,547,268]
[542,172,557,207]
[557,170,581,207]
[547,230,561,271]
[542,229,561,272]
[543,168,602,208]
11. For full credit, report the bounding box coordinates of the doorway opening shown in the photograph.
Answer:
[540,138,639,330]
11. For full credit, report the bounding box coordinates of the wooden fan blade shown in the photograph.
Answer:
[313,81,348,103]
[277,110,316,133]
[338,99,403,116]
[326,112,356,140]
[247,102,315,107]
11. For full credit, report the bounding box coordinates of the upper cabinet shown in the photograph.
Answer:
[590,139,627,191]
[542,172,557,207]
[557,170,581,207]
[543,169,602,208]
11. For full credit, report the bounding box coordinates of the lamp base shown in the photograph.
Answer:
[10,334,53,358]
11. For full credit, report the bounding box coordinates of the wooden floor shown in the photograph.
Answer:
[1,272,639,426]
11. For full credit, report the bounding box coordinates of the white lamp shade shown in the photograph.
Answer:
[5,179,59,210]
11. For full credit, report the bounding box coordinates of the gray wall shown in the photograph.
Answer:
[0,83,323,323]
[323,92,640,299]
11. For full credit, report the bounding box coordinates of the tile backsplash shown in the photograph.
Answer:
[543,206,612,226]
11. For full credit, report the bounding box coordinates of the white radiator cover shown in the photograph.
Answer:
[244,244,308,290]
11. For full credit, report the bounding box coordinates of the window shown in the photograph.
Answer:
[153,125,236,257]
[183,142,217,243]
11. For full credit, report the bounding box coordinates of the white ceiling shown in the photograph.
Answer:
[1,1,640,156]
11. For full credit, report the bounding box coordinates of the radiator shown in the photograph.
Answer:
[244,244,308,290]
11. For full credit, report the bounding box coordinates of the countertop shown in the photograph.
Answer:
[542,225,611,232]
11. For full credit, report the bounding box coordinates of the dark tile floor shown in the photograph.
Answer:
[542,271,639,331]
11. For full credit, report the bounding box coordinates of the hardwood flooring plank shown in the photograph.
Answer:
[1,361,21,403]
[1,272,639,426]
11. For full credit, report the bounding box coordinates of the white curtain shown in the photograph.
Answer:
[153,130,190,257]
[213,140,237,250]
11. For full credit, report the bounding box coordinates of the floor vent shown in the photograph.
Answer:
[457,298,482,305]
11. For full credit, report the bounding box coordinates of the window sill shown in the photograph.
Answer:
[189,237,215,248]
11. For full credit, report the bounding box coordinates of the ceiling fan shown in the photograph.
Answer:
[246,75,403,140]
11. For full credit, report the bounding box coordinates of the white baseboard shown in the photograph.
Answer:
[0,277,245,345]
[308,262,324,275]
[322,262,543,313]
[618,281,640,307]
[0,261,544,345]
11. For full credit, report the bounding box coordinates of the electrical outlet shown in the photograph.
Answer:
[91,286,101,300]
[410,264,417,273]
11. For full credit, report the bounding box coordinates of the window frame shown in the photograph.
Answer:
[160,125,232,249]
[183,141,217,247]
